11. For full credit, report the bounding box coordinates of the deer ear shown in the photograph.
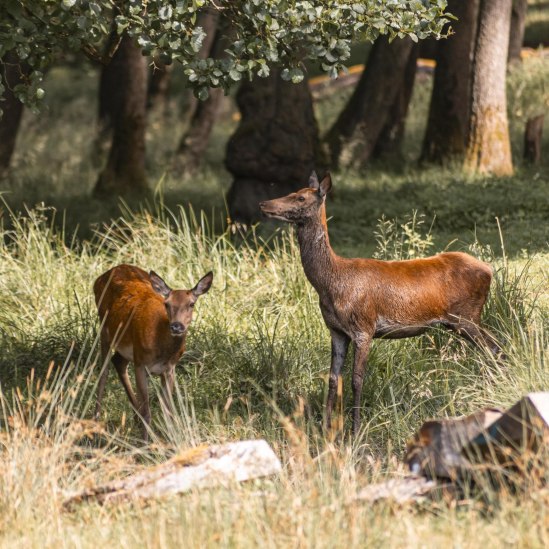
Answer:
[308,170,319,190]
[192,271,213,297]
[318,173,332,198]
[149,271,171,298]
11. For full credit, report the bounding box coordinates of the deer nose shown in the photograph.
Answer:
[169,322,185,335]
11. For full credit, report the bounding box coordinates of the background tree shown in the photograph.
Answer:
[0,1,450,192]
[508,0,528,64]
[172,15,228,176]
[464,0,514,176]
[421,0,479,165]
[371,41,420,162]
[94,34,148,196]
[147,61,174,115]
[0,52,29,174]
[323,37,417,168]
[225,70,321,224]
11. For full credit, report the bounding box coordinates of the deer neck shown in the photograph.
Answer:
[296,204,337,292]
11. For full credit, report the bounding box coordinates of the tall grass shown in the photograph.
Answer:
[0,199,547,547]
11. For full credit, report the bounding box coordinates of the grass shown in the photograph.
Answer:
[0,43,548,549]
[0,197,547,547]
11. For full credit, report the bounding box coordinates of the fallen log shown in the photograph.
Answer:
[406,393,549,480]
[354,475,455,505]
[64,439,282,508]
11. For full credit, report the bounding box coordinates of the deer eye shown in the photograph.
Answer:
[298,196,305,202]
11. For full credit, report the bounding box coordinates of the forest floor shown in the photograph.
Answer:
[0,46,548,548]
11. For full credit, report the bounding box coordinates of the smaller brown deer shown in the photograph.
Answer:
[260,172,502,436]
[94,264,213,440]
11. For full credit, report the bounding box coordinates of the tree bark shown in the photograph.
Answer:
[0,52,29,174]
[225,70,321,224]
[464,0,514,176]
[508,0,528,64]
[372,43,419,161]
[147,60,173,114]
[421,0,479,165]
[182,9,220,125]
[172,15,227,176]
[323,36,415,168]
[524,114,544,165]
[94,34,149,197]
[92,29,123,166]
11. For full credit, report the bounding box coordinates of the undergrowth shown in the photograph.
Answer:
[0,200,547,547]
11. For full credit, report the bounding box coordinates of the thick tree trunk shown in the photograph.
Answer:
[94,34,148,197]
[0,52,29,174]
[464,0,513,176]
[323,36,415,168]
[421,0,479,165]
[92,29,123,166]
[225,70,321,224]
[372,43,419,161]
[172,15,227,176]
[508,0,528,64]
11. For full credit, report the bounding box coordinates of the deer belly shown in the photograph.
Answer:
[374,317,437,339]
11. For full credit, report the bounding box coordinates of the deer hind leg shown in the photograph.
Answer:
[447,318,504,359]
[351,335,373,438]
[326,330,350,434]
[112,352,139,410]
[134,365,151,442]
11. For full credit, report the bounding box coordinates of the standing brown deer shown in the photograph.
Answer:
[260,172,502,436]
[94,264,213,440]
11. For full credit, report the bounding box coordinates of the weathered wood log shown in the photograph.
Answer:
[466,392,549,451]
[524,114,544,165]
[406,408,503,479]
[406,393,549,480]
[354,476,454,505]
[64,440,282,508]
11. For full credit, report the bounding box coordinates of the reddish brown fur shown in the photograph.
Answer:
[94,264,212,440]
[260,172,501,436]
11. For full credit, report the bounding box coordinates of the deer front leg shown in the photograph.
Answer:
[160,365,176,419]
[326,329,350,433]
[351,334,372,437]
[134,365,151,442]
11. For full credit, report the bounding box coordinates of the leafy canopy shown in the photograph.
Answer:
[0,0,450,111]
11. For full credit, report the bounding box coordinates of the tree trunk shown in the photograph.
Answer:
[372,43,419,161]
[323,36,415,168]
[524,114,544,165]
[94,34,148,197]
[225,70,321,225]
[421,0,479,165]
[508,0,528,64]
[147,60,173,114]
[183,9,220,125]
[172,15,227,176]
[0,52,29,174]
[464,0,513,176]
[172,88,224,176]
[92,29,123,166]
